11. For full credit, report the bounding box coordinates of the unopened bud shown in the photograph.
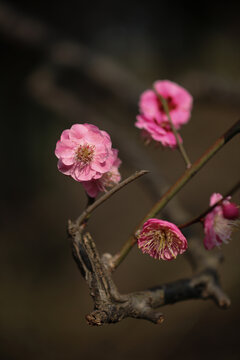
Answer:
[222,202,239,220]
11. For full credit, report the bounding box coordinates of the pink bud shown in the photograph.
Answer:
[222,202,239,220]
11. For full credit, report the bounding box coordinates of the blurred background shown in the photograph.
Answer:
[1,1,240,359]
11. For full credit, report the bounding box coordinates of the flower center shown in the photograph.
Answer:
[75,144,95,164]
[142,229,177,258]
[213,213,232,241]
[158,96,177,113]
[155,230,175,253]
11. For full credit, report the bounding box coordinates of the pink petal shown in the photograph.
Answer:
[210,193,223,206]
[73,165,94,181]
[69,124,89,141]
[81,180,101,198]
[55,141,75,161]
[57,160,73,175]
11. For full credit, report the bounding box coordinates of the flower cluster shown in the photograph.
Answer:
[203,193,239,250]
[55,123,121,197]
[135,80,193,148]
[55,84,238,264]
[137,219,188,260]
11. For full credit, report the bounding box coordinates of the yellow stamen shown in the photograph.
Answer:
[76,144,95,164]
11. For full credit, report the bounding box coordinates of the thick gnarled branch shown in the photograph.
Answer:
[68,219,230,326]
[66,117,239,325]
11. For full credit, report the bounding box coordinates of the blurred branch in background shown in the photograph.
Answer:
[0,0,239,328]
[67,116,239,325]
[0,0,239,203]
[0,1,240,196]
[1,1,240,107]
[0,1,144,104]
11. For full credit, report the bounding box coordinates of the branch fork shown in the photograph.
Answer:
[68,218,230,326]
[67,119,240,326]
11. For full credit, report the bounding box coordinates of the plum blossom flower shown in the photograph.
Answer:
[203,193,239,250]
[139,80,193,129]
[81,149,121,198]
[55,123,115,182]
[135,114,182,148]
[137,219,188,260]
[135,80,192,148]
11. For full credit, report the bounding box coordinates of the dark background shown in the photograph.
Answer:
[1,1,240,359]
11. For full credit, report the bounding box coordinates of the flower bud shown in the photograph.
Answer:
[222,202,239,220]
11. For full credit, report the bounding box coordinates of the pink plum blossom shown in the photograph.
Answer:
[139,80,193,129]
[55,123,115,182]
[135,114,182,148]
[203,193,239,250]
[81,149,122,198]
[135,80,192,148]
[137,219,188,260]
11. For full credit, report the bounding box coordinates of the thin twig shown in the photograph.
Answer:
[158,94,192,168]
[179,180,240,229]
[76,170,149,225]
[111,119,240,270]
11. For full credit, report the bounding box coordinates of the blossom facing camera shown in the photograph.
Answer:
[55,124,115,182]
[135,80,192,148]
[137,219,188,260]
[203,193,240,250]
[81,149,122,198]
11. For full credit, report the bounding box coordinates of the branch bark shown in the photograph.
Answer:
[0,0,235,327]
[111,119,240,270]
[68,219,230,326]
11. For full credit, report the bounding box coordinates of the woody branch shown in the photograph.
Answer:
[68,209,230,326]
[4,1,238,327]
[66,119,240,325]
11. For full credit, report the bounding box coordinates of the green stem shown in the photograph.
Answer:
[111,119,240,270]
[158,94,192,169]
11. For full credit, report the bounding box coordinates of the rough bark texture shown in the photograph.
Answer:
[68,219,230,326]
[1,1,233,327]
